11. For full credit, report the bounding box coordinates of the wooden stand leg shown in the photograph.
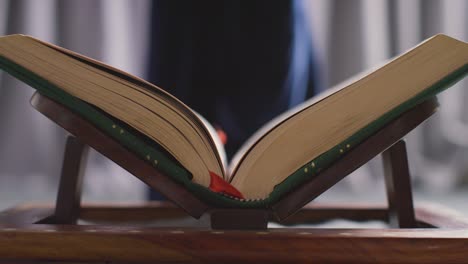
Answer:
[39,135,88,224]
[382,140,416,228]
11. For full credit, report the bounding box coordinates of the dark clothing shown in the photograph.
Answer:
[147,0,316,200]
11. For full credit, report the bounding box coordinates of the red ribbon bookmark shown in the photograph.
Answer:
[209,171,244,199]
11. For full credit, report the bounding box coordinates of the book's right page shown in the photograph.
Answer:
[229,55,394,175]
[230,34,468,201]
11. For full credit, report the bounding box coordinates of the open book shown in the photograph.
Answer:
[0,34,467,206]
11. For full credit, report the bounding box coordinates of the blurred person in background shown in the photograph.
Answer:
[146,0,318,199]
[148,0,317,158]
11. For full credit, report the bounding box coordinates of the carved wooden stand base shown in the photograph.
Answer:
[0,93,468,263]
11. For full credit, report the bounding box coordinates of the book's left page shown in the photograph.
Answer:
[0,34,226,189]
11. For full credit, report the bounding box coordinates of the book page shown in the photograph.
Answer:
[227,58,391,178]
[8,35,226,184]
[229,35,468,199]
[196,112,227,177]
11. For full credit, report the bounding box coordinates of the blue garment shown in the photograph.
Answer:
[147,0,317,200]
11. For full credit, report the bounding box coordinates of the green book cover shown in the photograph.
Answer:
[0,36,467,208]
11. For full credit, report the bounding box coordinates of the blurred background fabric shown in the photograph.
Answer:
[0,0,467,211]
[147,0,317,159]
[146,0,318,199]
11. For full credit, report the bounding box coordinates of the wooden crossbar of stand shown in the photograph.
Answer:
[1,93,468,263]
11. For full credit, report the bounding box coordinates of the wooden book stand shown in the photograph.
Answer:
[1,93,468,263]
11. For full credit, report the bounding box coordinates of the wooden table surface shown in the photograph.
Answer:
[0,202,467,264]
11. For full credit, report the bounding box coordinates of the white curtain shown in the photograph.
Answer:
[0,0,151,208]
[0,0,467,210]
[306,0,468,195]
